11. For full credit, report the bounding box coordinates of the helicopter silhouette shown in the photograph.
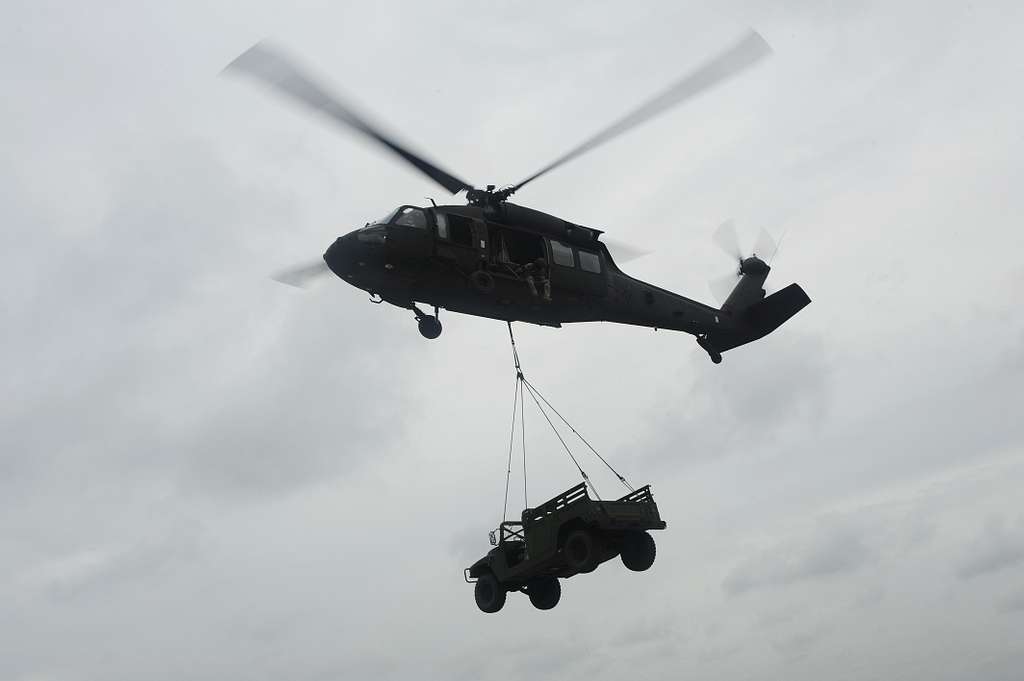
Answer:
[226,30,810,364]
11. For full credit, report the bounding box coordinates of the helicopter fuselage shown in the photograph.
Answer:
[322,202,807,361]
[231,34,809,362]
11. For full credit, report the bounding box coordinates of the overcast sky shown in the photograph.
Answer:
[3,1,1024,679]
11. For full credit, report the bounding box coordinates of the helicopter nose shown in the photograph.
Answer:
[324,232,357,278]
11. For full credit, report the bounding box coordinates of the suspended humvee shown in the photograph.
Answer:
[465,482,666,613]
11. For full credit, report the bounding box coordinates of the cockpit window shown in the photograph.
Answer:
[371,207,401,226]
[394,206,427,229]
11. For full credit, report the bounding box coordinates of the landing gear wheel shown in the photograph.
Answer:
[474,573,506,613]
[417,315,442,339]
[526,576,561,610]
[620,530,657,572]
[564,529,602,574]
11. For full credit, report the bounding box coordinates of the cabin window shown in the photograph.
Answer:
[578,250,601,274]
[550,240,575,267]
[447,214,474,247]
[435,213,449,240]
[394,206,427,229]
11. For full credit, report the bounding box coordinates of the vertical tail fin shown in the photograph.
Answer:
[699,283,811,362]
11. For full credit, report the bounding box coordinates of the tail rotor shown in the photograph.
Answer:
[708,219,778,304]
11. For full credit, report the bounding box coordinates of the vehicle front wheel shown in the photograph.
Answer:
[474,573,506,613]
[564,528,602,573]
[620,531,656,572]
[527,576,561,610]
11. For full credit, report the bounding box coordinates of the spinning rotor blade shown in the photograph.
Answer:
[753,227,777,260]
[709,272,739,304]
[506,30,772,197]
[225,42,473,195]
[271,259,333,289]
[712,219,743,262]
[604,236,652,264]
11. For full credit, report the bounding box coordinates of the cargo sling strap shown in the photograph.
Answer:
[502,322,634,524]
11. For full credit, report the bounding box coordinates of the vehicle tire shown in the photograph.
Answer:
[470,270,495,294]
[474,572,506,613]
[417,315,442,339]
[620,531,656,572]
[564,528,601,574]
[527,576,561,610]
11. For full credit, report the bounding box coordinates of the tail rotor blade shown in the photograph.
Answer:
[753,227,777,261]
[709,272,739,304]
[271,259,333,289]
[712,219,743,262]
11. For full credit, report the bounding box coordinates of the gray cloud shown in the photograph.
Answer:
[634,332,831,476]
[724,521,872,595]
[997,590,1024,614]
[956,517,1024,580]
[4,2,1024,681]
[448,523,492,564]
[770,625,827,660]
[17,526,203,602]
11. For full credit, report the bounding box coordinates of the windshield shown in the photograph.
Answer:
[363,205,428,231]
[367,207,401,227]
[394,206,427,229]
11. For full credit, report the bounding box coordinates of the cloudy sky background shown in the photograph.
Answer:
[3,0,1024,679]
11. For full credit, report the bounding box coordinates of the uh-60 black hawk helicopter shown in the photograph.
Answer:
[227,30,810,364]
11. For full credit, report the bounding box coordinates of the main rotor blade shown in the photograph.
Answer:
[506,30,772,196]
[603,237,652,264]
[225,42,474,195]
[271,259,333,289]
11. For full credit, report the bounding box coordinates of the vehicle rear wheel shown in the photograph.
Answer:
[620,531,656,572]
[564,528,602,573]
[527,576,561,610]
[474,572,506,613]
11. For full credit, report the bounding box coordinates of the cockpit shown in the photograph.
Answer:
[358,205,428,244]
[365,205,428,229]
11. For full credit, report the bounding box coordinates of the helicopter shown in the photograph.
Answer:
[226,30,810,364]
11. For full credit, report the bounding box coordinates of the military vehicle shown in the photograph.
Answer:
[465,482,666,613]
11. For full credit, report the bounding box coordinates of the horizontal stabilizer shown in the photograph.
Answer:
[701,283,811,357]
[743,283,811,339]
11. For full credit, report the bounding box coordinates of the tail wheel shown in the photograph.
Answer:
[564,529,602,573]
[620,531,657,572]
[526,576,561,610]
[474,572,506,613]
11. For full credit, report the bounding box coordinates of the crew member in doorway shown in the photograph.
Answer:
[525,257,551,302]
